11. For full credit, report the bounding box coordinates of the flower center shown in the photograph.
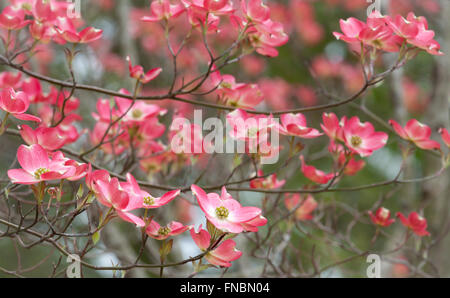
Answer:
[380,208,389,220]
[158,226,171,236]
[351,135,362,147]
[215,206,229,219]
[143,196,155,206]
[132,109,143,119]
[34,168,50,179]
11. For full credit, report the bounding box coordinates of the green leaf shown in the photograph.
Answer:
[76,184,84,200]
[159,239,173,258]
[92,231,101,245]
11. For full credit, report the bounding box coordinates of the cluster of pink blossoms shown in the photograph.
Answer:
[191,185,266,267]
[1,0,448,271]
[334,11,443,55]
[141,0,288,57]
[0,0,102,44]
[369,207,430,237]
[0,72,82,148]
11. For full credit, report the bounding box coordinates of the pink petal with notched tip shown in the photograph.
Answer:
[17,144,49,174]
[414,139,440,150]
[116,210,145,227]
[79,27,103,43]
[405,119,431,140]
[439,128,450,147]
[156,189,180,207]
[389,120,408,139]
[205,254,233,267]
[241,215,267,232]
[7,169,40,184]
[13,113,42,122]
[192,184,221,215]
[190,226,211,251]
[211,239,242,261]
[146,220,161,236]
[168,221,190,235]
[339,18,366,38]
[228,206,261,223]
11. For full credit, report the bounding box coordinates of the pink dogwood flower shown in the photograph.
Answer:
[248,19,289,57]
[115,89,166,123]
[277,113,323,138]
[226,109,274,146]
[8,144,77,185]
[389,119,440,150]
[190,226,242,267]
[369,207,395,227]
[241,0,270,24]
[397,212,430,236]
[146,220,191,240]
[334,12,402,53]
[191,185,262,233]
[0,6,31,30]
[0,88,41,123]
[342,116,388,157]
[141,0,185,22]
[19,124,66,151]
[210,70,263,109]
[127,56,162,84]
[120,173,180,209]
[93,176,145,227]
[398,13,443,56]
[300,155,334,184]
[56,26,103,44]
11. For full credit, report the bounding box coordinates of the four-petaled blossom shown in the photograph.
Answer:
[0,6,31,30]
[277,113,323,138]
[56,27,103,44]
[397,212,430,236]
[300,155,334,184]
[146,220,191,240]
[342,116,388,157]
[191,185,263,233]
[7,144,79,185]
[0,88,41,122]
[120,173,180,209]
[334,11,443,55]
[190,225,242,267]
[210,70,263,109]
[127,56,162,84]
[141,0,185,22]
[93,176,146,227]
[241,0,270,24]
[19,124,66,151]
[284,194,318,221]
[389,119,441,150]
[387,12,443,56]
[333,13,402,53]
[369,207,395,227]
